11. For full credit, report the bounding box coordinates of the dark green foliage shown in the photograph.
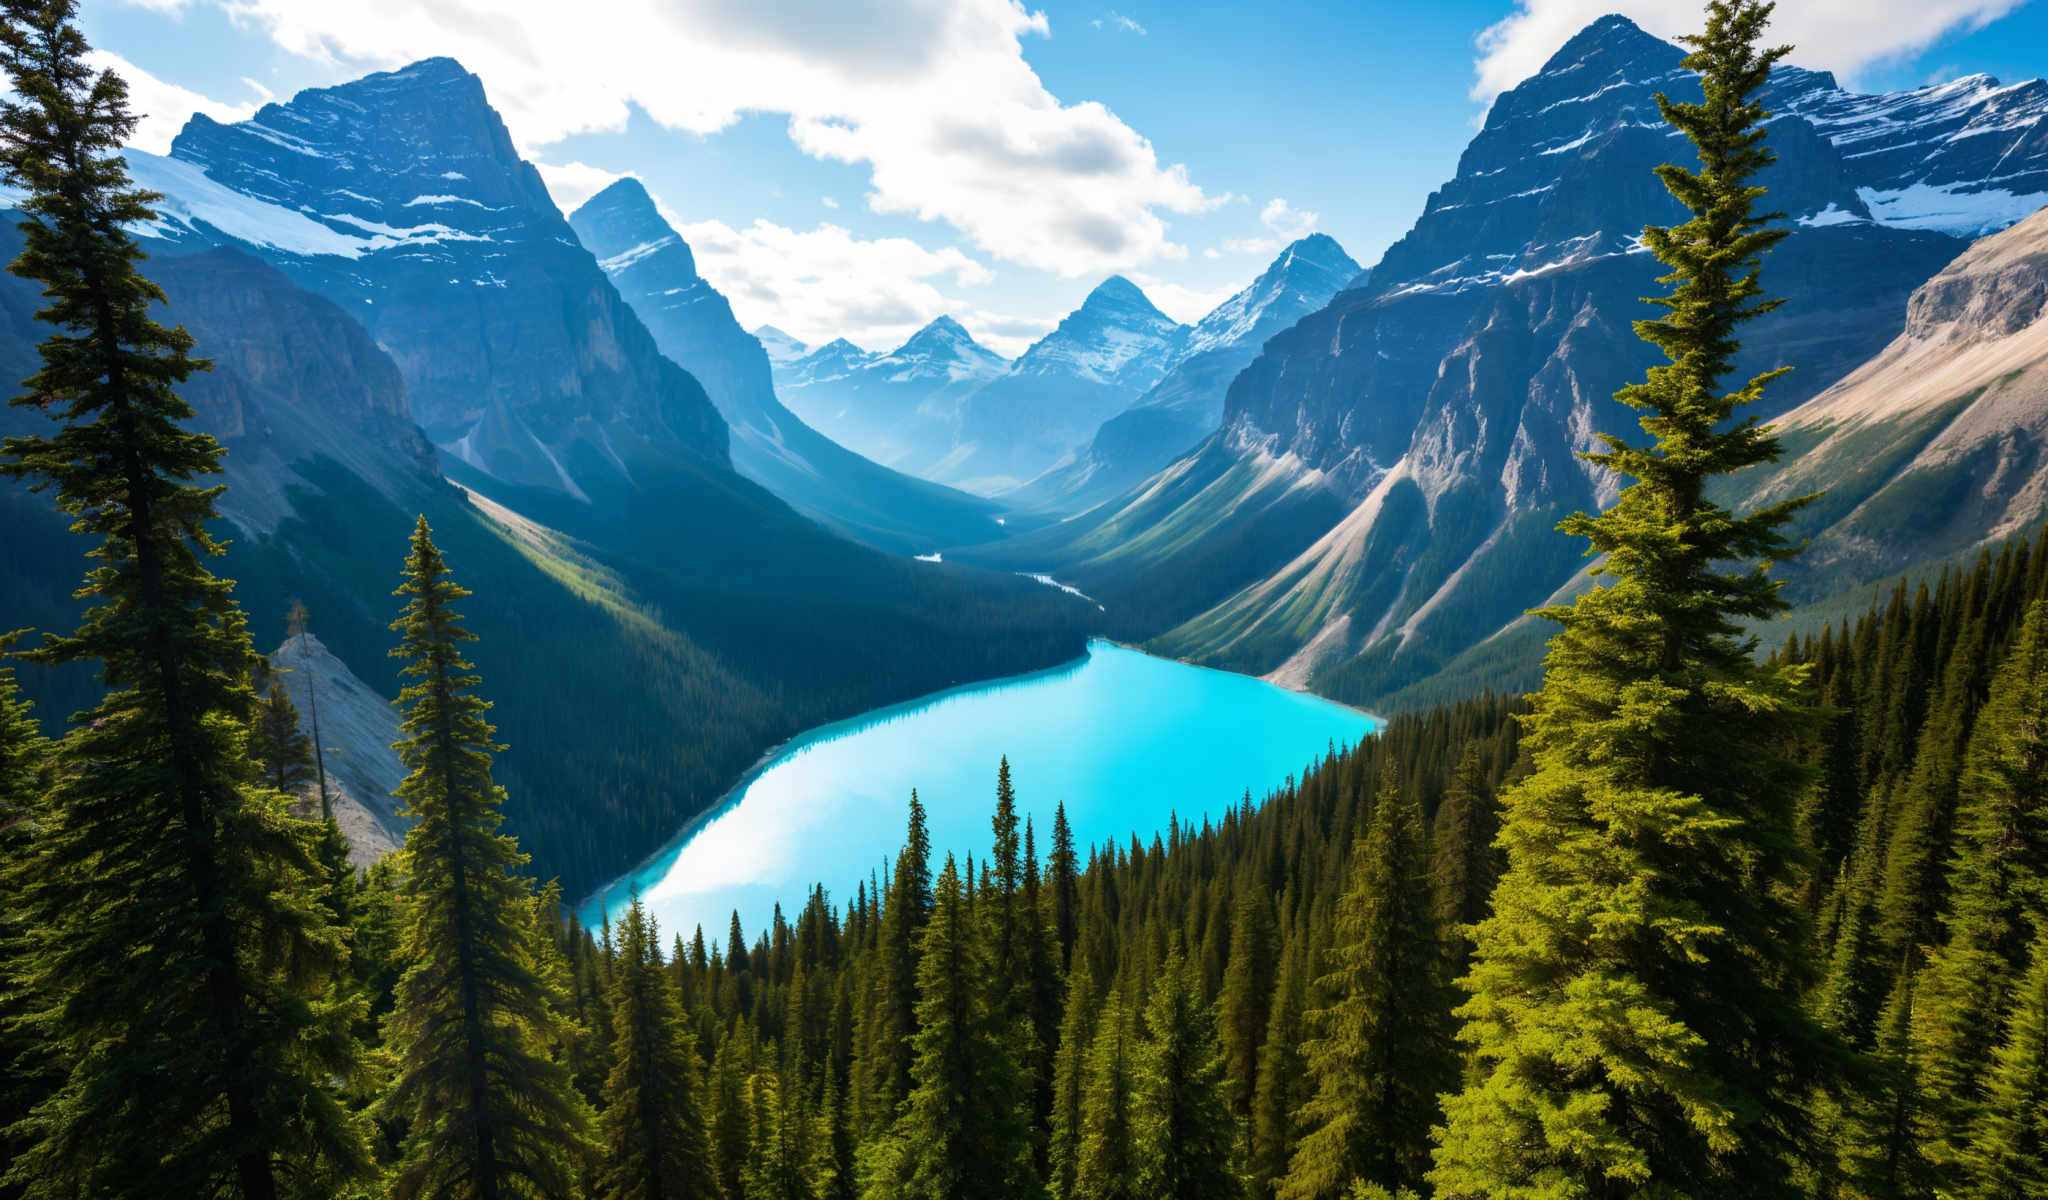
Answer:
[0,6,367,1194]
[598,897,719,1200]
[376,518,593,1198]
[1073,990,1139,1200]
[1132,951,1238,1200]
[1959,928,2048,1200]
[1281,779,1449,1200]
[248,665,316,796]
[0,646,50,1200]
[1433,4,1833,1194]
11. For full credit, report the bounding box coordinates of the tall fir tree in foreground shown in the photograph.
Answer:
[1282,779,1450,1200]
[0,645,51,1200]
[1132,951,1237,1200]
[0,4,367,1194]
[597,896,719,1200]
[377,517,593,1199]
[1431,2,1829,1195]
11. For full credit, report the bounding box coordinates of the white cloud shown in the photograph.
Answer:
[1127,272,1233,325]
[532,160,628,213]
[240,75,277,102]
[88,50,255,155]
[675,216,1003,351]
[1472,0,2024,104]
[821,195,839,208]
[1259,196,1318,239]
[1092,11,1147,35]
[198,0,1213,277]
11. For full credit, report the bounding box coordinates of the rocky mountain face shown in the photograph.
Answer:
[986,14,2046,711]
[1740,204,2048,588]
[1015,235,1362,512]
[947,276,1188,491]
[775,315,1010,475]
[569,177,1006,551]
[268,632,409,868]
[143,58,725,504]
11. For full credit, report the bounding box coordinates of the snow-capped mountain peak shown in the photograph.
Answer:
[1182,234,1361,359]
[753,325,810,365]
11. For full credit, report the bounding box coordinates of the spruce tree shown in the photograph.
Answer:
[1215,889,1279,1125]
[0,6,367,1194]
[1429,745,1497,977]
[597,897,719,1200]
[1248,943,1310,1200]
[377,517,593,1199]
[1958,928,2048,1200]
[1133,951,1238,1200]
[870,854,1035,1199]
[1431,4,1830,1194]
[248,667,316,796]
[1281,780,1449,1200]
[1073,989,1140,1200]
[1912,599,2048,1181]
[0,646,51,1200]
[1047,963,1100,1200]
[1050,803,1081,969]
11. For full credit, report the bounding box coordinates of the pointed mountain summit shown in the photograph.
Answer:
[1013,234,1363,511]
[773,319,1006,474]
[947,277,1189,490]
[752,324,810,365]
[568,182,1008,550]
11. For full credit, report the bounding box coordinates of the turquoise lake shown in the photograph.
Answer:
[582,640,1379,940]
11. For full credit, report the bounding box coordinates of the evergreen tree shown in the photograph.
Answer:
[1247,943,1310,1200]
[1281,780,1449,1200]
[871,855,1036,1199]
[1958,928,2048,1200]
[1047,963,1100,1200]
[1429,745,1497,977]
[1912,600,2048,1177]
[377,517,593,1199]
[1215,889,1279,1125]
[1050,803,1081,969]
[1073,989,1140,1200]
[0,646,52,1200]
[859,792,930,1127]
[597,897,719,1200]
[1431,4,1830,1194]
[1133,951,1238,1200]
[0,6,368,1193]
[248,664,316,796]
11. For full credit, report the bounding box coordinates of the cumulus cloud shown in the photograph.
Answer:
[1472,0,2024,103]
[675,215,999,351]
[533,160,629,213]
[189,0,1211,276]
[1127,272,1233,324]
[89,50,255,155]
[1215,196,1320,257]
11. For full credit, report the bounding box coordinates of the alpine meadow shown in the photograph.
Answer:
[6,0,2048,1197]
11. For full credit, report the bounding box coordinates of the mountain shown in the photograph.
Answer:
[1,62,1102,895]
[1739,204,2048,589]
[775,315,1011,473]
[568,177,1008,551]
[753,324,809,365]
[945,276,1189,491]
[268,632,409,868]
[148,58,727,502]
[1012,235,1362,512]
[968,14,2041,711]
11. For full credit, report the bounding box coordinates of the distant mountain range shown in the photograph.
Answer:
[775,316,1011,478]
[0,57,1095,893]
[962,14,2048,711]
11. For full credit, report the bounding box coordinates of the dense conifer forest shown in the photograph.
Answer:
[2,0,2045,1197]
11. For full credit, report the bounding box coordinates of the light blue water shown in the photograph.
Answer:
[581,640,1378,941]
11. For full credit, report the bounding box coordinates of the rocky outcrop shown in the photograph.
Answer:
[269,632,408,868]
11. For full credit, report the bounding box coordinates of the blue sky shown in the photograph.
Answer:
[82,0,2048,355]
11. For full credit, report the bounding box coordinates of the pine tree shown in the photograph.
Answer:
[859,791,931,1129]
[1050,803,1081,969]
[377,517,593,1199]
[871,854,1036,1199]
[1247,943,1310,1200]
[0,644,52,1200]
[1133,951,1238,1200]
[1074,989,1141,1200]
[1429,745,1497,977]
[1957,928,2048,1200]
[1047,962,1100,1200]
[1281,780,1449,1200]
[597,897,719,1200]
[0,7,368,1193]
[1216,889,1279,1126]
[248,663,316,796]
[1431,4,1830,1194]
[1912,600,2048,1178]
